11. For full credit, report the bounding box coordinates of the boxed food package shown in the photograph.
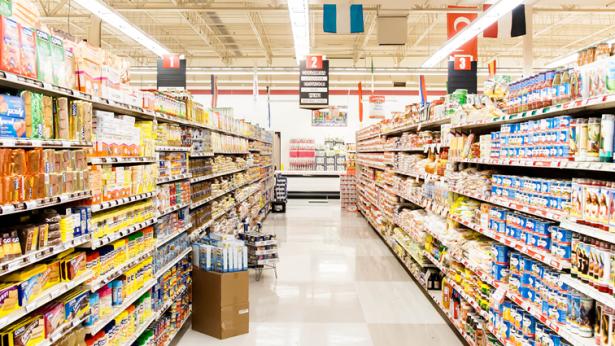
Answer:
[62,39,77,90]
[1,315,46,346]
[19,25,37,79]
[0,94,26,138]
[0,16,21,75]
[75,41,103,95]
[36,29,53,83]
[22,91,43,139]
[0,0,10,17]
[50,36,65,86]
[0,283,19,316]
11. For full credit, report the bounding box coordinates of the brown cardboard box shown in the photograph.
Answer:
[192,267,249,339]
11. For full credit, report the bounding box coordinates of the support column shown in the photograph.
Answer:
[522,5,534,76]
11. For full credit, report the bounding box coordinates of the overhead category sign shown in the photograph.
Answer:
[157,54,186,91]
[299,55,329,109]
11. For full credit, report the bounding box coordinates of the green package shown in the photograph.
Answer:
[0,0,11,17]
[50,36,65,86]
[35,30,52,84]
[30,93,43,139]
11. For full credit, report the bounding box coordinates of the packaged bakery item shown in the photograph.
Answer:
[0,283,19,316]
[2,315,46,346]
[22,91,44,139]
[39,301,65,338]
[0,16,21,75]
[19,25,37,79]
[54,97,69,140]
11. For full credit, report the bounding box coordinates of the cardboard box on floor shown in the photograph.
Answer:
[191,266,250,339]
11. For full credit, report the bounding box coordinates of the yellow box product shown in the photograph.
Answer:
[41,259,61,289]
[58,216,74,242]
[0,283,19,317]
[1,315,46,346]
[59,289,89,321]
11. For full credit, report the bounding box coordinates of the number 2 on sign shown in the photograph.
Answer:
[306,55,323,69]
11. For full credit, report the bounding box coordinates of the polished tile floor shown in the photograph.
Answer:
[178,200,461,346]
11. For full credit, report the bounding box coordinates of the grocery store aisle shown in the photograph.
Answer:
[178,200,461,346]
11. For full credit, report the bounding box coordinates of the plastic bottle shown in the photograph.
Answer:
[600,114,614,162]
[587,117,602,162]
[560,69,571,103]
[552,70,562,104]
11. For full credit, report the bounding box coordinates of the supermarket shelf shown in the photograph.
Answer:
[0,70,156,121]
[448,279,490,321]
[86,248,155,292]
[153,285,189,321]
[393,190,449,218]
[121,313,157,346]
[506,291,594,346]
[356,132,382,141]
[155,145,191,152]
[213,150,250,155]
[260,151,273,156]
[190,177,258,209]
[0,138,92,149]
[155,248,191,278]
[91,191,155,212]
[0,270,93,327]
[357,148,385,153]
[449,187,564,222]
[255,258,279,265]
[356,161,386,170]
[422,251,445,271]
[0,234,90,278]
[88,156,156,165]
[159,308,192,346]
[189,151,215,158]
[430,293,478,346]
[190,167,247,184]
[450,215,571,270]
[85,278,157,335]
[253,248,278,255]
[362,208,476,346]
[386,147,425,153]
[451,93,615,131]
[383,117,451,135]
[246,239,278,247]
[454,157,615,172]
[156,223,193,248]
[394,170,446,182]
[450,252,497,288]
[275,170,345,176]
[38,315,90,346]
[158,202,189,218]
[157,173,192,184]
[86,217,157,249]
[560,274,615,310]
[0,190,91,216]
[559,219,615,244]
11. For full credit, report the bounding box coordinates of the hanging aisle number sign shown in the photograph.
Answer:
[299,55,329,109]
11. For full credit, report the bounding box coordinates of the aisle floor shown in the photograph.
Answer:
[178,200,461,346]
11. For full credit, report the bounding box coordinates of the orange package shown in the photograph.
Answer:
[0,16,21,75]
[19,25,37,79]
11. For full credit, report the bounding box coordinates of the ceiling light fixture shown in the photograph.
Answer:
[287,0,310,64]
[72,0,170,57]
[422,0,525,68]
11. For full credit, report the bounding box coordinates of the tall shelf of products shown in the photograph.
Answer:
[0,50,274,346]
[357,55,615,346]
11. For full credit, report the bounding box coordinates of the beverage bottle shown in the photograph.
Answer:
[552,69,562,104]
[560,69,571,103]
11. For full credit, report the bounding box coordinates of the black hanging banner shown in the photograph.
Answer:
[447,60,478,94]
[157,56,187,91]
[299,56,329,109]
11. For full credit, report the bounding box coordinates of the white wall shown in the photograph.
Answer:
[193,93,425,168]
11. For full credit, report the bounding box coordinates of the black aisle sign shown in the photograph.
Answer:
[157,55,187,91]
[299,58,329,109]
[447,60,477,94]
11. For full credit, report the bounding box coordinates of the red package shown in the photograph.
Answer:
[19,25,37,79]
[0,16,22,75]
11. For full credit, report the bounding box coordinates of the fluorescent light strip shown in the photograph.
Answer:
[422,0,525,68]
[72,0,170,57]
[287,0,310,64]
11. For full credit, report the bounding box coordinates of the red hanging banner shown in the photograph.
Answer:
[447,6,478,61]
[358,82,363,123]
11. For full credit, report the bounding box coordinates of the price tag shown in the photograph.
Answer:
[31,140,42,147]
[42,82,52,90]
[4,72,17,82]
[25,200,37,209]
[59,195,69,202]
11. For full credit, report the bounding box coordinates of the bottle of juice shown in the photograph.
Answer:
[544,71,554,107]
[560,69,571,103]
[552,69,562,104]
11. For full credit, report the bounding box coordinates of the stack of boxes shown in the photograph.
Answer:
[316,137,347,172]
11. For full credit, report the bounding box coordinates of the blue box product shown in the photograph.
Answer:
[0,94,25,139]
